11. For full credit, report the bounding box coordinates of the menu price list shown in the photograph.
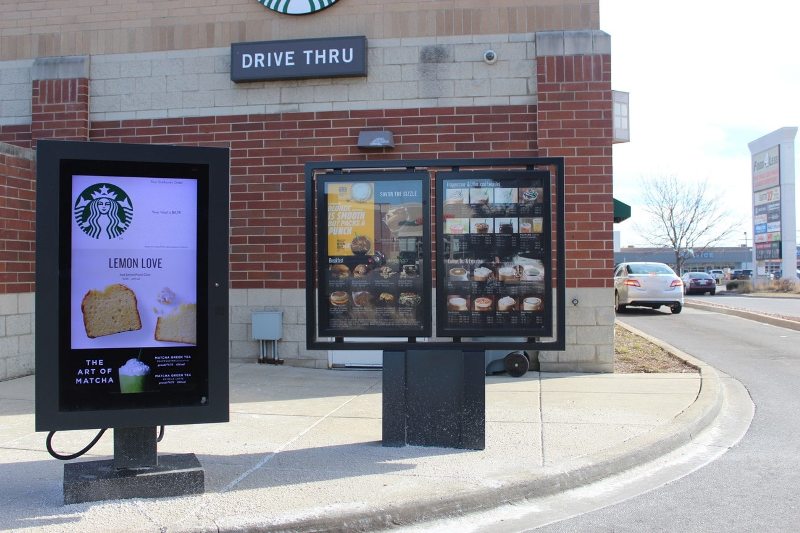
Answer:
[324,257,425,332]
[443,260,546,330]
[438,174,551,336]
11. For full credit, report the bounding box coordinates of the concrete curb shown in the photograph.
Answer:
[685,300,800,332]
[217,326,723,533]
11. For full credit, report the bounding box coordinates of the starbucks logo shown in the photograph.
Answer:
[74,183,133,239]
[258,0,339,15]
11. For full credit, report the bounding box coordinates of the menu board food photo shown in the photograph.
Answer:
[436,171,552,337]
[317,174,431,337]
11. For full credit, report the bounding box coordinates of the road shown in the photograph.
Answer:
[691,292,800,319]
[409,300,800,532]
[529,306,800,532]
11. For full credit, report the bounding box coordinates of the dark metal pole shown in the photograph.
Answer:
[113,427,157,469]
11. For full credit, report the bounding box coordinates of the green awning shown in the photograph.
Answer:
[613,198,631,223]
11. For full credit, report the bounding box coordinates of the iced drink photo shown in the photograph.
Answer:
[118,358,151,394]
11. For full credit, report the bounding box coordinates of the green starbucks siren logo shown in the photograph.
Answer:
[259,0,339,15]
[74,183,134,239]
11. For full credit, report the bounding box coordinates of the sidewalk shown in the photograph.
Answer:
[0,347,721,533]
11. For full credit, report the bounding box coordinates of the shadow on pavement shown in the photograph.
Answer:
[0,440,458,530]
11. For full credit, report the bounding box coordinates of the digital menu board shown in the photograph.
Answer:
[317,173,431,337]
[58,161,210,413]
[47,157,219,411]
[36,140,229,432]
[436,171,552,337]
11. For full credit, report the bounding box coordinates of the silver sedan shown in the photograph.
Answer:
[613,262,684,314]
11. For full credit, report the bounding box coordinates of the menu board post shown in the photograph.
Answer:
[35,140,229,502]
[382,349,485,449]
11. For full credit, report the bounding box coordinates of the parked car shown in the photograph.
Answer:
[708,269,725,284]
[681,272,717,295]
[614,262,684,314]
[731,269,753,280]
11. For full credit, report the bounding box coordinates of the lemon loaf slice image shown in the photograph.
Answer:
[81,283,143,338]
[155,303,196,344]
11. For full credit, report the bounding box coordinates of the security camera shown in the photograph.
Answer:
[483,50,497,64]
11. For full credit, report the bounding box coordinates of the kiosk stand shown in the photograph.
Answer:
[383,350,485,449]
[305,158,566,451]
[35,140,230,505]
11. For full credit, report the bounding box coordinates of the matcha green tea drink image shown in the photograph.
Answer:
[118,358,150,393]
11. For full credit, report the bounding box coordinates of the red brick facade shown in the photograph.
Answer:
[31,78,90,146]
[90,106,538,289]
[0,54,613,293]
[537,54,614,289]
[0,150,35,294]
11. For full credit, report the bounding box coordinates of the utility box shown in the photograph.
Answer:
[252,311,283,364]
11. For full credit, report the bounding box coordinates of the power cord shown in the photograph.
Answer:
[46,426,165,461]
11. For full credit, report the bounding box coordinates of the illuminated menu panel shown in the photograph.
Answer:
[436,171,552,338]
[317,174,431,337]
[61,165,207,412]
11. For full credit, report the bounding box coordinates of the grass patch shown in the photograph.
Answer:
[614,324,698,374]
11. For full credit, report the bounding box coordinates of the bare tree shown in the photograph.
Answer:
[637,176,737,274]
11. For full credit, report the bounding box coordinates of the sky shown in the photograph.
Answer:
[599,0,800,248]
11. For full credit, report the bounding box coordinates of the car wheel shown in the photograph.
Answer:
[614,292,627,313]
[710,289,716,295]
[670,303,682,314]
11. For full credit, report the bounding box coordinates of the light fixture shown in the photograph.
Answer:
[357,130,395,149]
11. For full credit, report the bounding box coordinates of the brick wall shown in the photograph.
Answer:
[537,53,613,288]
[91,105,538,290]
[0,29,616,372]
[535,32,614,372]
[31,78,90,146]
[0,145,35,294]
[0,143,35,380]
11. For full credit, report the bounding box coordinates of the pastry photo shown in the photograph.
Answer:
[350,235,371,255]
[329,291,350,306]
[330,264,350,278]
[81,283,142,338]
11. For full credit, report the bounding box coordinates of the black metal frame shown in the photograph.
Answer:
[35,140,230,432]
[305,158,566,352]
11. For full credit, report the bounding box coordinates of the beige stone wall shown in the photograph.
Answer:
[0,293,35,380]
[540,288,614,373]
[2,0,599,60]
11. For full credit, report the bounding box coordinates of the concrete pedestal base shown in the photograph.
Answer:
[63,453,204,504]
[383,350,485,450]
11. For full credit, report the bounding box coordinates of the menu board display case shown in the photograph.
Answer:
[436,171,552,338]
[35,140,229,432]
[316,173,432,338]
